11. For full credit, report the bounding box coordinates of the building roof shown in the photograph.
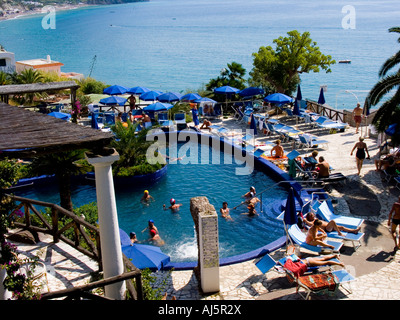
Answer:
[0,81,80,95]
[0,102,114,158]
[16,58,64,68]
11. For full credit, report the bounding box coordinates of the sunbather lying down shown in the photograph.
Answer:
[303,212,361,235]
[284,254,344,277]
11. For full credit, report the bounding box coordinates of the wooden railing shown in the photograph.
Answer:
[306,100,346,122]
[6,194,143,300]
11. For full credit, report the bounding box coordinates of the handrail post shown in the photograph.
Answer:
[51,207,59,243]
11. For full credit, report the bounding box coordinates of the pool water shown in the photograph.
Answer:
[15,141,287,262]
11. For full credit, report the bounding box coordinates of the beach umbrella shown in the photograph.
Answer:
[385,123,399,136]
[47,111,71,121]
[103,84,128,96]
[194,97,216,104]
[296,84,302,101]
[121,243,170,270]
[214,85,240,94]
[263,93,292,105]
[90,112,99,129]
[119,228,131,247]
[238,87,264,97]
[143,102,173,112]
[157,92,182,103]
[140,90,163,101]
[180,93,201,102]
[293,99,301,116]
[250,113,257,135]
[318,87,326,105]
[283,188,297,226]
[99,96,127,106]
[126,86,150,95]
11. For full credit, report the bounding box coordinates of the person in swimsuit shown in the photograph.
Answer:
[271,139,284,158]
[388,196,400,249]
[303,212,361,235]
[315,156,330,178]
[350,137,370,175]
[163,198,182,213]
[284,254,345,277]
[352,103,363,134]
[305,219,335,249]
[140,190,154,205]
[220,201,233,220]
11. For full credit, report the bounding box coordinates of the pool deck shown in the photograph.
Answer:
[7,114,400,300]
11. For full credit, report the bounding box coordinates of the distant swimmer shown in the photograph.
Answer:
[141,190,154,205]
[163,198,182,213]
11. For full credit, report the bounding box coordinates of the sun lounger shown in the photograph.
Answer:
[299,134,329,149]
[324,230,364,250]
[287,224,343,253]
[286,267,354,300]
[316,201,364,229]
[314,116,347,131]
[157,112,169,126]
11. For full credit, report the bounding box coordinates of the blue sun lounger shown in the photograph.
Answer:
[287,224,343,253]
[316,201,364,229]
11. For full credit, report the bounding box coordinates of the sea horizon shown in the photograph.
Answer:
[1,0,400,110]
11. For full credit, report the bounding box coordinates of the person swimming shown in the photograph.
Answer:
[163,198,182,213]
[140,190,154,205]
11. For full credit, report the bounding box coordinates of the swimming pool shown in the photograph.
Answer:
[14,135,289,263]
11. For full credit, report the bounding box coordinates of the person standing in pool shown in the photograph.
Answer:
[242,203,258,216]
[141,219,158,236]
[141,190,154,205]
[220,201,233,220]
[163,198,182,213]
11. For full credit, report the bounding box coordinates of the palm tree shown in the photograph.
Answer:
[205,61,247,92]
[366,27,400,133]
[28,150,91,213]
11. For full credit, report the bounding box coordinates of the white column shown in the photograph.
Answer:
[85,149,126,300]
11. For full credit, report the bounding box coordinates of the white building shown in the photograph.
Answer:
[0,49,16,73]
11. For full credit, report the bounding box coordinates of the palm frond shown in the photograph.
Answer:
[366,72,400,106]
[379,51,400,77]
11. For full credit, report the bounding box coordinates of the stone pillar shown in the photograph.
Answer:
[85,149,126,300]
[190,196,219,293]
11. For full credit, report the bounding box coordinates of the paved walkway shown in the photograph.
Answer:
[7,115,400,300]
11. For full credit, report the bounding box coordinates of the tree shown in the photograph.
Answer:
[13,69,45,105]
[365,27,400,136]
[250,30,335,95]
[205,62,247,92]
[28,150,91,212]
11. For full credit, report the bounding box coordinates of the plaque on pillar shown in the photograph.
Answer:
[190,196,220,293]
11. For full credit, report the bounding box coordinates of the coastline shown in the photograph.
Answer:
[0,3,91,23]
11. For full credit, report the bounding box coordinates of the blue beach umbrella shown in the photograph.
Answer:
[180,93,201,102]
[90,112,99,129]
[264,93,292,105]
[194,97,216,104]
[318,87,326,105]
[127,86,150,95]
[48,111,71,121]
[214,85,240,94]
[296,84,302,101]
[119,228,131,246]
[140,90,163,101]
[99,96,127,106]
[191,107,199,126]
[293,99,300,116]
[157,92,182,103]
[103,84,128,96]
[121,243,170,270]
[283,187,297,226]
[385,123,399,136]
[250,113,257,135]
[143,102,173,112]
[239,87,264,97]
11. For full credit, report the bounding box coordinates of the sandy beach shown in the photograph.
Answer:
[0,3,90,22]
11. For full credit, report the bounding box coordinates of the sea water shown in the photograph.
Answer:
[1,0,400,109]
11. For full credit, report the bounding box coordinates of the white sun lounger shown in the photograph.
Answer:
[316,201,364,229]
